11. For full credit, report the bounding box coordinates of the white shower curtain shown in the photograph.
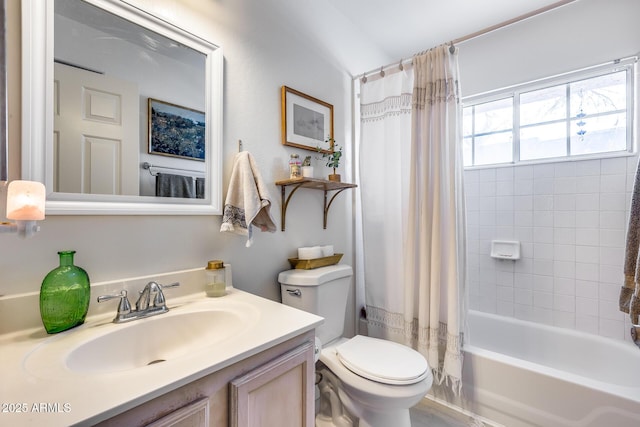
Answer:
[358,45,466,392]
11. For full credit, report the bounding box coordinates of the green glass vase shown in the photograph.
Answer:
[40,250,91,334]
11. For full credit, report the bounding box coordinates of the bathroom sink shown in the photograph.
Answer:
[67,309,244,373]
[24,301,260,377]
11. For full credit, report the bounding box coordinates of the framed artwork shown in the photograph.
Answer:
[148,98,205,161]
[281,86,333,153]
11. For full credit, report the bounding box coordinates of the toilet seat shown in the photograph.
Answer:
[334,335,430,385]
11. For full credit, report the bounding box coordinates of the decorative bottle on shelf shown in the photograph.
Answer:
[289,154,302,179]
[39,250,91,334]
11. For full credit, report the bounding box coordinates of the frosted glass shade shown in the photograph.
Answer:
[6,180,46,220]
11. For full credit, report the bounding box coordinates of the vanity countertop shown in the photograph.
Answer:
[0,287,323,426]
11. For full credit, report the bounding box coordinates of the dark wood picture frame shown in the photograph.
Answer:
[148,98,205,161]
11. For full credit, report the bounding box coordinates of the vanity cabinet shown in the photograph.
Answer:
[230,341,314,426]
[96,331,315,427]
[146,398,210,427]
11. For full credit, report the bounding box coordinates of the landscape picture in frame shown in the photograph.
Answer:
[281,86,334,153]
[148,98,205,161]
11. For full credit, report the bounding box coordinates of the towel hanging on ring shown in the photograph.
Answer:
[220,151,276,247]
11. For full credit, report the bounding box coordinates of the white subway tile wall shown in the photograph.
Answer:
[465,155,639,343]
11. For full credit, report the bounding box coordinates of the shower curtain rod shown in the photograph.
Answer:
[354,0,577,82]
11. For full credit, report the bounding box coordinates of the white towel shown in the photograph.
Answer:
[220,151,277,247]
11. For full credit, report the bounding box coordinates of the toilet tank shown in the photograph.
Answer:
[278,264,353,345]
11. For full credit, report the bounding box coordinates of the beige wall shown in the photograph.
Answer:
[458,0,640,98]
[1,0,358,336]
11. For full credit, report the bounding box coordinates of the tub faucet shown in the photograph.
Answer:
[98,281,180,323]
[631,325,640,349]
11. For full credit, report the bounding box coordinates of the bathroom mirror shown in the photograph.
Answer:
[21,0,223,214]
[0,0,7,182]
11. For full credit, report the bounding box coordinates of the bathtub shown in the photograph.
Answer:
[455,310,640,427]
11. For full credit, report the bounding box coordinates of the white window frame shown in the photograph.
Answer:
[462,57,637,168]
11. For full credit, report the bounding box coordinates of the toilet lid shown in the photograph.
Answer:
[335,335,430,385]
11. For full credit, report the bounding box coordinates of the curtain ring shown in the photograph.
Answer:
[361,75,367,84]
[379,66,385,77]
[398,60,404,71]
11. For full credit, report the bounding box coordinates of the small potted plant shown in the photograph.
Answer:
[301,156,314,178]
[318,136,342,182]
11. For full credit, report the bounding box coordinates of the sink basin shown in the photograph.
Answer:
[67,309,244,373]
[24,301,260,377]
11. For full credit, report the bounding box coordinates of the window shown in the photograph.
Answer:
[463,60,635,167]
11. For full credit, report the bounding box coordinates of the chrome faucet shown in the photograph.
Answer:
[136,281,163,312]
[98,281,180,323]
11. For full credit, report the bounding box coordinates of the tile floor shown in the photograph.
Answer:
[409,397,493,427]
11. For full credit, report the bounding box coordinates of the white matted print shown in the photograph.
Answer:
[281,86,333,153]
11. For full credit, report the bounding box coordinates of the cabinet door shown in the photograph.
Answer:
[145,398,209,427]
[230,341,314,427]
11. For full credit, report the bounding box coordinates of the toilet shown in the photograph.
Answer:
[278,264,433,427]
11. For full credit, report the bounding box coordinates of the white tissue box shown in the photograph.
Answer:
[320,245,334,257]
[298,246,323,260]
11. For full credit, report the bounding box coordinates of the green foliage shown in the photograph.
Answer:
[318,136,342,171]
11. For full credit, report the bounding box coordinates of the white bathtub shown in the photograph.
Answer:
[457,310,640,427]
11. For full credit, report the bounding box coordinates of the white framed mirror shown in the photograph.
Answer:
[21,0,223,215]
[0,0,6,181]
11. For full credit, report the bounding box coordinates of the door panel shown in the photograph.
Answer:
[54,62,139,195]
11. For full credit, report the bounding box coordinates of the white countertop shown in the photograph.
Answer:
[0,288,323,426]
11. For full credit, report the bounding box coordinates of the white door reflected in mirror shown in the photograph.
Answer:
[54,62,139,196]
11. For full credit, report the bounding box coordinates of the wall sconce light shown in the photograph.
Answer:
[1,180,46,237]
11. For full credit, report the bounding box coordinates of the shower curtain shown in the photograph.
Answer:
[358,45,466,391]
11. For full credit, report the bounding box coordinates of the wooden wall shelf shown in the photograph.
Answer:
[275,178,357,231]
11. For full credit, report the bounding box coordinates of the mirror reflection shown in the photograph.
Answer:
[53,0,210,201]
[23,0,222,213]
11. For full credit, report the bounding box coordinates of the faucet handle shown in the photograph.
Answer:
[160,282,180,290]
[97,290,132,316]
[153,282,180,308]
